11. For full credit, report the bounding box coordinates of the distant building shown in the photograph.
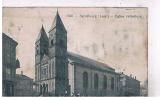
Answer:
[14,72,33,96]
[119,73,140,96]
[140,79,148,96]
[140,86,148,96]
[2,33,20,96]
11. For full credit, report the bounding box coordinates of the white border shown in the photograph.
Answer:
[3,0,150,7]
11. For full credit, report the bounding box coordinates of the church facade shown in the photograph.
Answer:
[35,11,139,96]
[35,11,68,96]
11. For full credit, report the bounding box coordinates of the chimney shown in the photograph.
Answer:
[21,71,23,75]
[130,74,131,77]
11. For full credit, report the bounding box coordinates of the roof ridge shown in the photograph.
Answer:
[67,51,115,71]
[15,74,33,80]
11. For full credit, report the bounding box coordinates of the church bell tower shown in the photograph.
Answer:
[35,25,49,92]
[48,11,69,96]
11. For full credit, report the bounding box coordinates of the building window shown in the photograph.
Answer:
[40,85,43,95]
[103,75,107,89]
[36,49,39,55]
[36,44,39,55]
[42,68,47,75]
[59,39,63,46]
[6,67,11,76]
[83,72,88,89]
[44,44,48,54]
[94,73,98,89]
[41,66,48,79]
[51,39,53,45]
[6,68,11,74]
[111,77,114,90]
[46,84,48,93]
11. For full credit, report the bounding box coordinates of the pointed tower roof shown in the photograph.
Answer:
[36,25,48,42]
[49,10,67,33]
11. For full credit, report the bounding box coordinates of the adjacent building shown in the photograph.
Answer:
[34,11,140,96]
[2,33,20,96]
[119,73,140,96]
[140,79,148,96]
[14,72,33,96]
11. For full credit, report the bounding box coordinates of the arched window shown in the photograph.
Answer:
[51,39,53,45]
[40,85,42,95]
[83,72,88,89]
[111,77,114,90]
[43,44,48,54]
[103,75,107,89]
[94,73,99,89]
[46,84,48,93]
[59,39,63,46]
[36,45,39,55]
[43,84,45,94]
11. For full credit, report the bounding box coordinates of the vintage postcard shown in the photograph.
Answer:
[2,7,148,96]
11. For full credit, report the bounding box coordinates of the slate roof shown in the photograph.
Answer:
[49,11,67,33]
[15,74,33,80]
[68,52,115,72]
[2,33,18,45]
[36,25,48,42]
[123,74,139,82]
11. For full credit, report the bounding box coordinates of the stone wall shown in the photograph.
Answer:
[68,61,120,96]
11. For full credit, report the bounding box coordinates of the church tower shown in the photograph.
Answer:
[35,25,49,89]
[48,11,69,96]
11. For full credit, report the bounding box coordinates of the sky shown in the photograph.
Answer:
[2,7,148,84]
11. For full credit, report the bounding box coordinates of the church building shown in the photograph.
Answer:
[35,11,139,96]
[35,11,68,96]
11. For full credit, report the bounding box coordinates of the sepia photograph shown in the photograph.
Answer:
[2,7,148,97]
